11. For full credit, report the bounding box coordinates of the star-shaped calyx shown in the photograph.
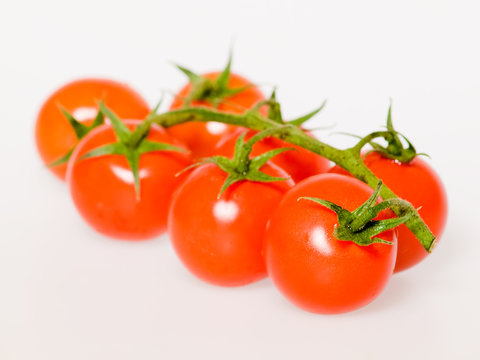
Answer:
[353,103,428,163]
[181,126,295,198]
[79,102,187,199]
[299,181,414,246]
[174,52,255,108]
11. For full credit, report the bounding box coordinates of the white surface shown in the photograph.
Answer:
[1,0,479,359]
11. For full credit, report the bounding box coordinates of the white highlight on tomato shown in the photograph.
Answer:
[213,200,239,223]
[73,107,98,122]
[206,121,228,135]
[111,165,149,185]
[310,226,333,255]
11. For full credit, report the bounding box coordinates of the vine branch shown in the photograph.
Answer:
[149,107,436,252]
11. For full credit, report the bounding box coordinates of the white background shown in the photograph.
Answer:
[1,0,479,359]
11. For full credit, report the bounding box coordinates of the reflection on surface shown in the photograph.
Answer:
[73,107,98,122]
[310,226,332,255]
[213,200,239,223]
[206,122,228,135]
[111,165,149,184]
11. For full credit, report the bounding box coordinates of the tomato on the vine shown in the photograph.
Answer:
[215,129,330,183]
[264,173,397,314]
[169,72,265,158]
[329,151,447,272]
[67,120,191,240]
[36,78,150,180]
[168,162,293,287]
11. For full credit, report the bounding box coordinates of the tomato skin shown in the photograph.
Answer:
[168,163,294,287]
[67,120,191,240]
[168,72,265,158]
[329,152,448,273]
[264,174,397,314]
[36,78,150,180]
[215,129,331,182]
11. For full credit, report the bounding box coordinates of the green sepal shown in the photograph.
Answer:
[98,101,131,143]
[267,89,283,124]
[90,108,105,128]
[349,181,383,231]
[137,140,186,155]
[260,89,326,128]
[81,142,127,160]
[48,107,105,168]
[174,64,203,85]
[220,84,254,98]
[213,50,233,90]
[249,147,295,171]
[218,173,243,198]
[298,197,353,223]
[148,95,164,118]
[299,180,414,246]
[48,148,74,168]
[125,150,141,200]
[60,107,90,139]
[288,100,327,127]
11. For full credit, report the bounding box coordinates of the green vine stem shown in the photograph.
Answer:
[149,107,436,252]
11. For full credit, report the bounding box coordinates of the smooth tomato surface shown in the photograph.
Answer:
[168,72,265,158]
[329,152,447,273]
[36,78,150,180]
[168,163,293,287]
[67,121,191,240]
[215,129,331,182]
[264,173,397,314]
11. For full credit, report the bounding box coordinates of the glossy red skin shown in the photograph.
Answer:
[329,152,448,273]
[215,129,331,183]
[36,78,150,180]
[264,174,397,314]
[67,120,191,240]
[168,72,265,158]
[168,163,294,287]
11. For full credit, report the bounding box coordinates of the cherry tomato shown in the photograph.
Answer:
[329,152,447,272]
[67,120,191,240]
[215,129,330,182]
[264,173,397,314]
[36,78,150,180]
[168,163,294,287]
[168,72,265,158]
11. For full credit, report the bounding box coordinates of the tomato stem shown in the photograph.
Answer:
[149,104,437,253]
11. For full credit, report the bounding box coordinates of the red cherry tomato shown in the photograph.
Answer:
[168,72,265,158]
[215,129,330,182]
[329,152,447,273]
[264,174,397,314]
[168,163,294,287]
[67,120,191,240]
[36,78,150,180]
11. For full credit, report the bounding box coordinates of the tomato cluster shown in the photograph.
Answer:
[35,60,447,314]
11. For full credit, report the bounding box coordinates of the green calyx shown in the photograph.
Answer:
[48,106,105,167]
[184,127,294,198]
[80,102,187,199]
[174,52,253,108]
[299,181,414,246]
[354,103,426,163]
